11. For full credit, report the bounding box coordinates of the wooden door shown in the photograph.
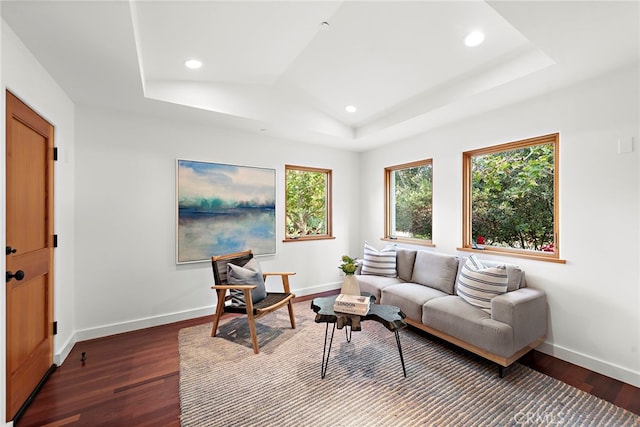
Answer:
[5,91,55,421]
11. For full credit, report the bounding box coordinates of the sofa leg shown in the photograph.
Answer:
[524,350,534,367]
[498,365,504,378]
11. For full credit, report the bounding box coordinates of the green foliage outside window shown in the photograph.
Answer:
[285,166,330,238]
[388,161,432,241]
[472,143,555,252]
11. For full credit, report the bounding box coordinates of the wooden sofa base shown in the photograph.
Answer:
[404,318,546,369]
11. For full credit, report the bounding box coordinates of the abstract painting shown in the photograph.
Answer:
[176,159,276,263]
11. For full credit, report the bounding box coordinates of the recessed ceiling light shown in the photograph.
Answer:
[345,105,357,113]
[464,31,485,47]
[185,59,202,69]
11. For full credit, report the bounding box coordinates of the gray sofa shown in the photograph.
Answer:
[356,248,547,374]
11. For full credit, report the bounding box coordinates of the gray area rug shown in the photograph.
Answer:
[179,302,639,426]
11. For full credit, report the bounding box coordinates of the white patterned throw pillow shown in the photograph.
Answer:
[361,242,397,277]
[457,255,508,313]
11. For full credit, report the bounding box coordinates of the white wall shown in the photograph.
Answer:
[360,65,640,387]
[1,19,76,425]
[1,15,639,427]
[73,106,360,339]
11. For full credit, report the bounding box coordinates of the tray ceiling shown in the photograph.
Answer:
[2,1,638,150]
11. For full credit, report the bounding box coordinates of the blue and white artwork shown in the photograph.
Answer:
[176,159,276,263]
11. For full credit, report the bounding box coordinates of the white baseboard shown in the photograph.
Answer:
[54,284,342,366]
[70,306,215,346]
[292,282,341,297]
[537,341,640,388]
[52,293,639,389]
[54,333,76,366]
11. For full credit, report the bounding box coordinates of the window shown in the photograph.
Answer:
[462,133,563,262]
[385,159,433,245]
[284,165,333,241]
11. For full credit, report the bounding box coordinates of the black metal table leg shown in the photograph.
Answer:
[394,330,407,378]
[345,324,352,343]
[311,295,408,379]
[321,322,336,379]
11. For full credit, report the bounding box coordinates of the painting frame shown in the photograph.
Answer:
[176,159,276,264]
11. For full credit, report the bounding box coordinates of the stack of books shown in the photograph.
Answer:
[333,294,371,316]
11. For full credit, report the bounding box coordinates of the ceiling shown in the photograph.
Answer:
[2,1,638,151]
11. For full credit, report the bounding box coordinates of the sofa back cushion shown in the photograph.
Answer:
[410,250,459,294]
[484,260,526,291]
[456,257,526,292]
[396,249,417,282]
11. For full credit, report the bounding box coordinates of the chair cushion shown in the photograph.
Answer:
[227,258,267,305]
[456,255,508,313]
[361,242,397,277]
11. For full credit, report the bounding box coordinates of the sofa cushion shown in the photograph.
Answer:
[410,251,459,294]
[456,255,508,313]
[356,274,403,303]
[227,258,267,306]
[456,257,525,292]
[484,260,526,291]
[396,249,417,282]
[381,283,448,322]
[361,242,397,277]
[423,296,514,358]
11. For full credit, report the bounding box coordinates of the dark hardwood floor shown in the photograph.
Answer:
[15,292,640,426]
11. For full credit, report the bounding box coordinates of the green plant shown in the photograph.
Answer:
[285,167,328,237]
[471,143,554,251]
[338,255,359,275]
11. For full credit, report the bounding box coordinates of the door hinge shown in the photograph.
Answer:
[53,147,59,161]
[53,234,58,248]
[53,321,58,335]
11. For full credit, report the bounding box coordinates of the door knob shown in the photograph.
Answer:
[6,270,25,283]
[6,246,17,255]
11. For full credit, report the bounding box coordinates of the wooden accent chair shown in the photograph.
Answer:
[210,249,296,353]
